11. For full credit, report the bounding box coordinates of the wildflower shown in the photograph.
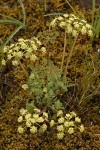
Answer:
[68,127,74,134]
[88,30,93,37]
[57,110,63,117]
[64,121,70,128]
[18,116,23,123]
[81,26,87,34]
[16,51,23,58]
[86,24,91,28]
[41,47,46,53]
[57,125,64,132]
[69,17,74,21]
[66,20,72,24]
[79,124,85,132]
[70,14,76,18]
[25,52,30,59]
[41,124,47,132]
[58,117,64,124]
[30,118,36,124]
[13,51,17,57]
[43,112,48,119]
[27,48,33,53]
[65,113,72,120]
[20,42,27,49]
[8,49,13,53]
[25,113,31,120]
[75,117,81,123]
[50,18,57,27]
[14,46,19,51]
[12,60,19,66]
[57,132,64,139]
[72,30,78,37]
[36,40,41,45]
[30,54,37,61]
[64,121,74,128]
[26,121,32,127]
[57,16,63,21]
[63,13,69,18]
[20,108,28,116]
[33,114,39,120]
[69,121,74,126]
[67,25,73,33]
[18,126,24,134]
[22,84,28,90]
[18,38,24,42]
[7,54,13,60]
[1,59,6,65]
[31,44,37,50]
[59,21,66,27]
[37,117,44,123]
[50,120,55,127]
[34,108,40,113]
[10,44,14,48]
[70,111,76,117]
[82,20,86,23]
[74,23,80,29]
[30,126,37,133]
[3,47,8,53]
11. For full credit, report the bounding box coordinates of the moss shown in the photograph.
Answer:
[0,1,100,149]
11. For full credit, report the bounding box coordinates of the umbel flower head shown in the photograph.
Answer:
[17,108,85,140]
[50,13,94,37]
[1,38,46,66]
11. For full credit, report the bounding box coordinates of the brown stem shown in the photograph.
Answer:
[61,28,67,71]
[64,35,78,76]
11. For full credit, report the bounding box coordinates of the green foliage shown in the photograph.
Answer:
[0,0,26,52]
[92,0,100,38]
[37,29,59,46]
[79,52,100,105]
[26,101,35,114]
[25,58,74,111]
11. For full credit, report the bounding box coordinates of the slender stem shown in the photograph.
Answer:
[92,0,95,27]
[64,35,78,76]
[79,71,98,105]
[61,28,67,71]
[18,0,26,25]
[44,0,47,12]
[65,0,78,16]
[80,85,100,106]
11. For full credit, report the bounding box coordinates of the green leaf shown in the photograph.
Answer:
[26,101,35,113]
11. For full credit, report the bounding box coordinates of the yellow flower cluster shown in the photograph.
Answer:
[56,110,84,139]
[18,108,85,140]
[50,13,94,37]
[18,108,48,134]
[1,38,46,66]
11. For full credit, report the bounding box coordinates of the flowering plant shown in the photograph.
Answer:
[50,13,94,37]
[2,38,46,66]
[50,13,94,74]
[21,58,74,111]
[1,38,46,77]
[18,108,85,139]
